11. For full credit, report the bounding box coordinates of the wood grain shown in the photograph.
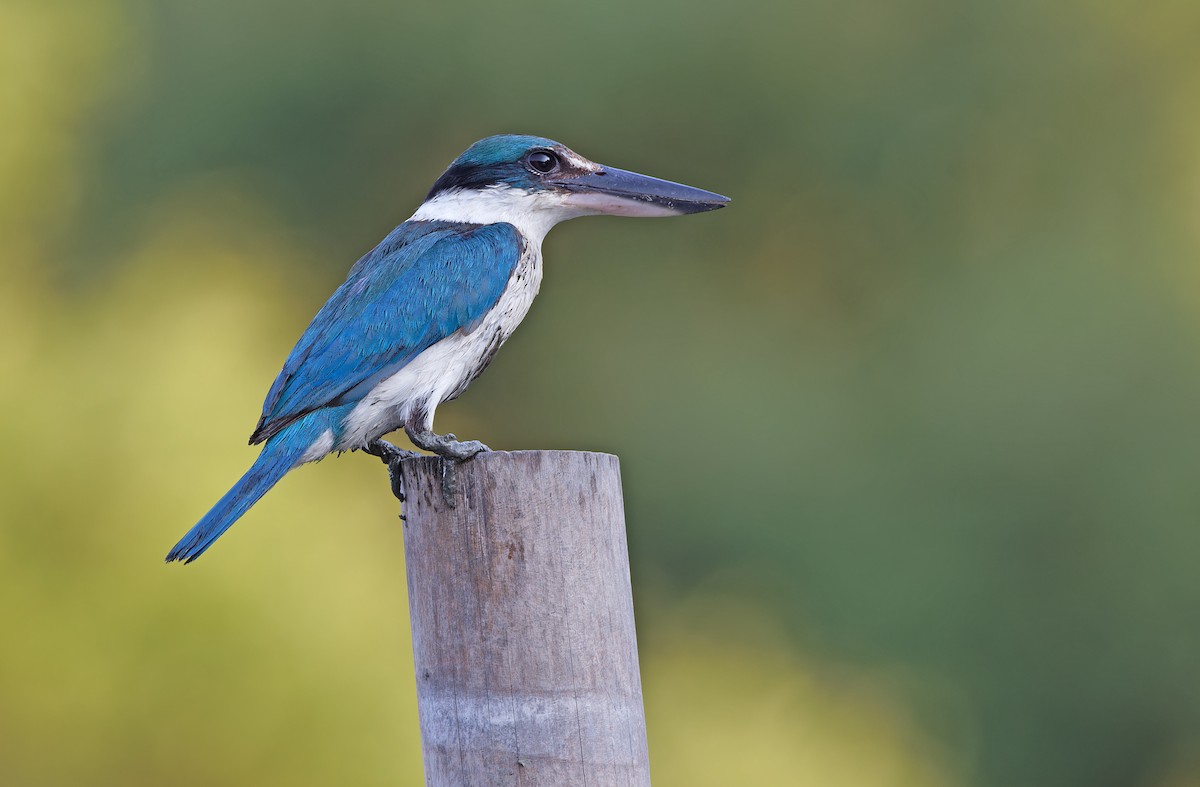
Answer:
[398,450,650,787]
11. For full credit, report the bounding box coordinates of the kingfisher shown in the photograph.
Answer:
[166,134,728,563]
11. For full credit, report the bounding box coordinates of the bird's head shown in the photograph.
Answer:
[414,134,729,240]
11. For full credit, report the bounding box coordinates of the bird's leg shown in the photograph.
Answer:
[404,417,490,507]
[362,439,419,502]
[403,420,490,461]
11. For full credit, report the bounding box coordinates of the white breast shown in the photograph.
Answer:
[337,244,543,450]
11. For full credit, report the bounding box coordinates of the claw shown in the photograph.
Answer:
[362,439,418,502]
[440,459,458,506]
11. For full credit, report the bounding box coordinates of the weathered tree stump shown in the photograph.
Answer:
[398,450,650,787]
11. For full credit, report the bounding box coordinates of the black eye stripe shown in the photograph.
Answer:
[527,151,559,174]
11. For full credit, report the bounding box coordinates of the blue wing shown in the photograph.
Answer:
[249,220,524,444]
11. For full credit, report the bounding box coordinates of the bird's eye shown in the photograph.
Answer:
[527,151,560,174]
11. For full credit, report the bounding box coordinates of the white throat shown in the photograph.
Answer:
[409,185,583,244]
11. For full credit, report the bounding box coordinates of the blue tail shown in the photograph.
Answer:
[166,412,340,564]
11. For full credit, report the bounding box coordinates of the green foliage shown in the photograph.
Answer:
[4,0,1200,784]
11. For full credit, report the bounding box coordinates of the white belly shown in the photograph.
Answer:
[337,246,543,450]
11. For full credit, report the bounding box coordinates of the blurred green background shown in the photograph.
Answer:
[3,0,1200,784]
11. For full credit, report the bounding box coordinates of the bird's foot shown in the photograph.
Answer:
[364,438,420,464]
[437,437,491,461]
[431,439,490,506]
[403,428,491,507]
[363,439,419,502]
[407,429,491,461]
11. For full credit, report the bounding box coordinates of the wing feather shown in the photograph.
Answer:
[249,220,523,444]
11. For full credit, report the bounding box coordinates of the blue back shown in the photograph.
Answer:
[250,220,524,444]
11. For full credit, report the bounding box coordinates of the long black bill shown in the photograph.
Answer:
[554,166,730,217]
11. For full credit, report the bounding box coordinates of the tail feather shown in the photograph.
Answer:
[166,416,338,563]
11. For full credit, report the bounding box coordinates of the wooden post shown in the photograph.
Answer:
[397,450,651,787]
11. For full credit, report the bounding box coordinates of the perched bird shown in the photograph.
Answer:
[166,134,728,563]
